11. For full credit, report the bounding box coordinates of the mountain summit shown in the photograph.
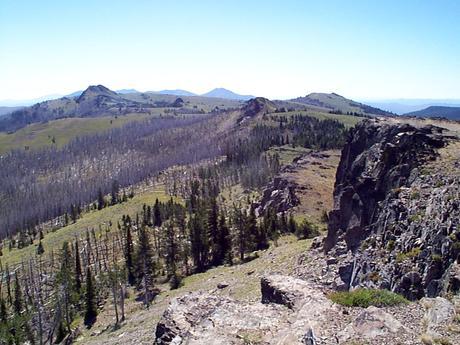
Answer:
[202,88,254,101]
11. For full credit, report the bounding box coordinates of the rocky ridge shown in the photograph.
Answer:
[319,119,460,299]
[155,273,460,344]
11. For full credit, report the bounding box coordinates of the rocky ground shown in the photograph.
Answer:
[155,271,460,345]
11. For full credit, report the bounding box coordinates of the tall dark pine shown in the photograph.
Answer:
[136,225,155,306]
[84,267,97,327]
[166,221,179,278]
[75,241,82,291]
[208,198,220,266]
[97,188,105,210]
[189,214,208,273]
[111,180,120,205]
[13,273,22,315]
[153,199,162,227]
[217,213,232,265]
[124,222,136,286]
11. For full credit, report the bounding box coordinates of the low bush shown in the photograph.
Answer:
[328,288,408,307]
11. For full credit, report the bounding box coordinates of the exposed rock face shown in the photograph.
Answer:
[323,119,460,299]
[155,275,340,345]
[154,274,432,344]
[253,176,299,216]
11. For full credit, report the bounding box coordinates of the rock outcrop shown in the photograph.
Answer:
[154,274,434,344]
[253,176,299,216]
[323,119,460,299]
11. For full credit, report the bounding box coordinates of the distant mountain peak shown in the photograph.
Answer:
[292,92,391,116]
[77,85,118,103]
[202,88,254,101]
[405,105,460,120]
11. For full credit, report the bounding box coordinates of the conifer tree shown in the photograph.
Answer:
[13,273,22,315]
[75,241,82,292]
[247,208,259,251]
[84,267,97,327]
[217,213,232,265]
[124,220,136,286]
[58,242,75,333]
[37,240,44,255]
[153,198,162,227]
[288,213,297,234]
[111,180,120,205]
[208,198,220,266]
[136,225,155,305]
[97,188,105,210]
[0,297,7,323]
[165,221,181,289]
[189,214,208,273]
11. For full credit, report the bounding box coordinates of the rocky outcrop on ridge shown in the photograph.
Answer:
[322,119,460,299]
[253,176,299,216]
[154,274,460,344]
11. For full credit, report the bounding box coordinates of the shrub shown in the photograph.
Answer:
[328,288,408,307]
[386,240,396,251]
[295,219,319,240]
[396,247,421,263]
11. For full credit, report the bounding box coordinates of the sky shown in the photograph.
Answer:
[1,0,459,101]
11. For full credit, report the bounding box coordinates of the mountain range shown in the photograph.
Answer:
[363,99,460,115]
[0,87,254,107]
[404,105,460,120]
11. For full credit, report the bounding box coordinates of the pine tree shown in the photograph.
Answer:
[75,241,82,292]
[71,204,78,223]
[288,213,297,234]
[97,188,105,210]
[233,206,247,262]
[153,198,162,227]
[189,214,208,273]
[84,267,97,327]
[124,220,136,286]
[111,180,120,205]
[165,221,181,289]
[0,297,7,323]
[217,213,232,265]
[13,273,22,315]
[57,241,77,333]
[37,240,45,255]
[279,211,288,234]
[136,225,155,306]
[247,208,259,251]
[208,198,220,266]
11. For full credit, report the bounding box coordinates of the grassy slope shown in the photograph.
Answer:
[0,114,150,154]
[1,184,180,267]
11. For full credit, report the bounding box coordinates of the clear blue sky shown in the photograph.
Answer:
[1,0,459,100]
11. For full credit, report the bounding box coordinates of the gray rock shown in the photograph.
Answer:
[217,282,229,289]
[422,297,456,335]
[339,306,406,342]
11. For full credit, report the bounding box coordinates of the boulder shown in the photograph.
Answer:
[339,306,406,342]
[421,297,456,336]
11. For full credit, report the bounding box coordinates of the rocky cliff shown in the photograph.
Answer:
[323,119,460,299]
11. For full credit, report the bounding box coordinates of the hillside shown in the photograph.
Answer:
[291,92,392,116]
[405,105,460,120]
